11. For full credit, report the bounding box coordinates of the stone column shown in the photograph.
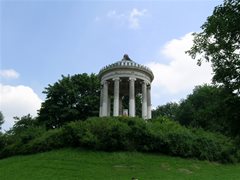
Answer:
[113,78,120,116]
[99,84,103,117]
[142,81,147,119]
[129,77,136,117]
[102,80,108,116]
[147,84,152,119]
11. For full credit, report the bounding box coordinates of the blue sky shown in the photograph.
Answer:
[1,0,222,130]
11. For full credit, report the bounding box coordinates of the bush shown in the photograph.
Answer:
[24,128,67,154]
[0,116,239,163]
[0,126,46,158]
[121,117,152,151]
[63,116,239,163]
[64,117,131,151]
[0,133,5,150]
[62,121,86,147]
[148,117,238,163]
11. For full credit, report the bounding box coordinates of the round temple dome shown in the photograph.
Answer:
[98,55,154,82]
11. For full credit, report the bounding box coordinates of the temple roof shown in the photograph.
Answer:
[98,55,154,81]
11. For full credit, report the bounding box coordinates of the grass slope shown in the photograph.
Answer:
[0,148,240,180]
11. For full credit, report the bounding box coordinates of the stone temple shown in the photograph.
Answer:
[98,54,154,119]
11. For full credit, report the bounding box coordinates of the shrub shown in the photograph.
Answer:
[0,133,5,150]
[0,116,239,163]
[120,117,152,151]
[0,126,46,158]
[24,128,67,153]
[147,117,239,163]
[64,117,131,151]
[63,121,86,147]
[0,127,65,158]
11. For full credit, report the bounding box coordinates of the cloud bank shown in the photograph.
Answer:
[146,33,213,105]
[0,84,42,131]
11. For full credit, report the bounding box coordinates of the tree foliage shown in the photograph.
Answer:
[9,114,40,135]
[186,0,240,94]
[152,102,179,120]
[176,84,240,136]
[38,73,100,128]
[0,112,4,130]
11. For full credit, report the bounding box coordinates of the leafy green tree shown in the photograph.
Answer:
[0,111,4,130]
[38,73,100,128]
[0,112,4,150]
[9,114,40,135]
[176,84,240,136]
[186,0,240,94]
[1,115,46,155]
[152,102,179,120]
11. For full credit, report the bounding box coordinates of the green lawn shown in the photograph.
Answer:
[0,148,240,180]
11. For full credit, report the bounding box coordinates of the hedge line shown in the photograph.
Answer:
[0,117,239,163]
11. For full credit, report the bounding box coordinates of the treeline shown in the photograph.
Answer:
[153,84,240,137]
[0,116,239,163]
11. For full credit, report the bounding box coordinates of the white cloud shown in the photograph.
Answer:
[0,84,42,131]
[146,32,213,105]
[0,69,20,79]
[106,10,126,27]
[106,8,147,29]
[128,8,147,29]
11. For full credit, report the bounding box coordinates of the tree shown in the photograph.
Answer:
[38,73,100,128]
[2,115,46,151]
[10,114,39,134]
[175,84,240,136]
[186,0,240,94]
[0,111,4,130]
[152,102,179,120]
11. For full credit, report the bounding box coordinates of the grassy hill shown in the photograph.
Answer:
[0,148,240,180]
